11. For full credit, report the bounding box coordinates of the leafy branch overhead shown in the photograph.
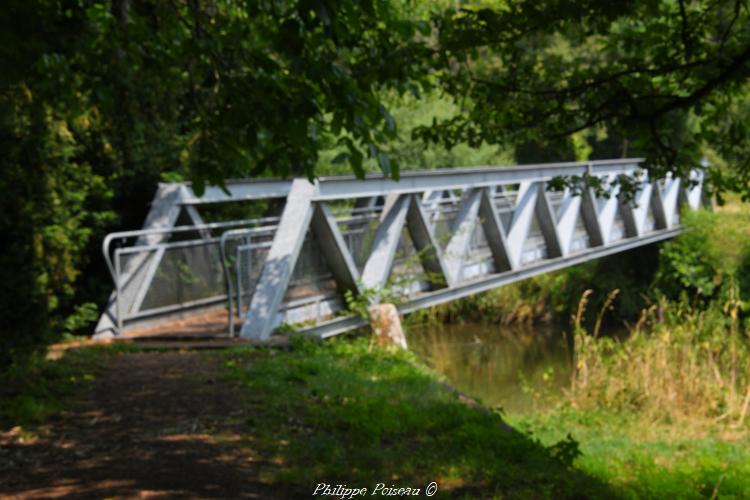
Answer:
[165,0,434,191]
[419,0,750,195]
[15,0,750,193]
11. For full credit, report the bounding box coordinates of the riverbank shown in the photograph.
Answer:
[512,299,750,498]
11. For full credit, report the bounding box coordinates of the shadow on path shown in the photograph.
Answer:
[0,352,295,499]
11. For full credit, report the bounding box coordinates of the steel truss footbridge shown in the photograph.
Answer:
[95,159,707,341]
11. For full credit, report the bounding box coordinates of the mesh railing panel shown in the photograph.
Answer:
[285,231,338,301]
[138,241,225,312]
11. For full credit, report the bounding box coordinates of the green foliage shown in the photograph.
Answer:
[0,0,434,368]
[425,0,750,192]
[654,210,725,299]
[318,91,513,176]
[0,81,116,367]
[219,337,612,497]
[654,201,750,308]
[569,286,750,429]
[344,283,405,320]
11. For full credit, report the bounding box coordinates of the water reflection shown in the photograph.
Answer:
[407,323,573,415]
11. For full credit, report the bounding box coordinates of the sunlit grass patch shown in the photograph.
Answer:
[218,336,613,498]
[513,408,750,499]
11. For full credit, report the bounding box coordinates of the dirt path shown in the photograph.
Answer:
[0,351,289,499]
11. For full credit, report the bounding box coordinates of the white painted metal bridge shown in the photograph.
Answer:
[95,159,707,340]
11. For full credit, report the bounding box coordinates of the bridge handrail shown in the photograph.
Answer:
[101,217,280,287]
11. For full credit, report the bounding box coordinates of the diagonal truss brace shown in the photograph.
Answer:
[554,189,583,255]
[240,180,318,340]
[405,195,450,290]
[619,180,654,237]
[478,188,513,272]
[361,195,410,290]
[309,203,361,295]
[443,189,482,285]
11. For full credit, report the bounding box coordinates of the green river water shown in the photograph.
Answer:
[406,323,574,415]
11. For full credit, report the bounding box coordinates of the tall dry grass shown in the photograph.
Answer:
[570,288,750,429]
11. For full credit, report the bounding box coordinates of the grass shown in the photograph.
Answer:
[2,338,614,498]
[3,328,748,498]
[217,335,614,498]
[510,294,750,499]
[709,195,750,268]
[570,291,750,427]
[512,409,750,499]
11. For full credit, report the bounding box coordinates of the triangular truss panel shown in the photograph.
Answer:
[428,190,463,251]
[461,213,495,282]
[334,197,384,272]
[520,213,549,265]
[569,210,591,253]
[284,229,338,301]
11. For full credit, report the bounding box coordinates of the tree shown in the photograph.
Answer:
[0,0,434,367]
[418,0,750,197]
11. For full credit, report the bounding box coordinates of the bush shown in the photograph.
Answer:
[653,209,725,301]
